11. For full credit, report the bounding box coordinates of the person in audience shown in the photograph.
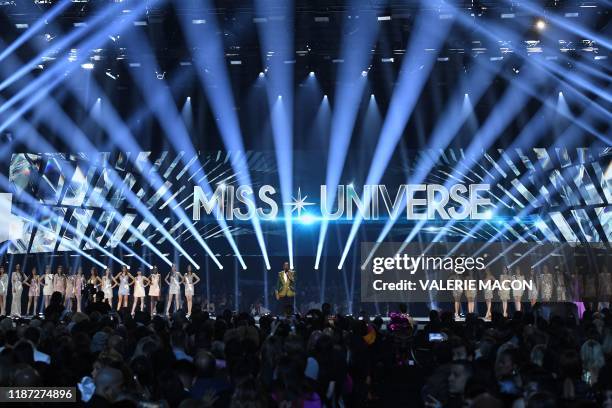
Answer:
[0,260,609,408]
[183,265,200,318]
[10,264,24,317]
[0,265,8,316]
[114,265,134,311]
[148,266,161,317]
[41,265,54,312]
[23,266,40,316]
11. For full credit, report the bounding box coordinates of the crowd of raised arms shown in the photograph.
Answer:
[0,263,201,319]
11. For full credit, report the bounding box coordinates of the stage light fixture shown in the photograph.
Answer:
[309,71,315,77]
[81,62,94,69]
[535,19,546,31]
[259,72,265,77]
[361,70,368,77]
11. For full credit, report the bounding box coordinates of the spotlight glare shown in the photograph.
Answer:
[81,62,94,70]
[258,72,264,78]
[299,213,316,225]
[309,71,315,77]
[535,19,546,31]
[361,70,368,77]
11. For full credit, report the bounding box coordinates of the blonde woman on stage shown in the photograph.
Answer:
[148,266,161,316]
[131,269,149,315]
[184,265,200,318]
[42,266,54,311]
[23,267,41,316]
[0,266,8,316]
[101,268,116,308]
[165,264,183,316]
[10,264,24,317]
[114,265,134,311]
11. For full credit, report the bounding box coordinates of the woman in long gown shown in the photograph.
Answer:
[10,265,24,317]
[75,268,85,313]
[65,270,76,310]
[53,266,66,300]
[0,266,9,316]
[23,267,41,316]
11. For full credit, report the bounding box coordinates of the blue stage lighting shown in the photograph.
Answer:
[338,7,453,269]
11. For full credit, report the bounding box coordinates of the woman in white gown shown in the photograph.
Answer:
[183,265,200,318]
[131,270,150,315]
[148,266,161,316]
[165,264,183,316]
[10,264,24,317]
[113,266,134,311]
[42,266,54,312]
[75,268,85,313]
[0,266,9,316]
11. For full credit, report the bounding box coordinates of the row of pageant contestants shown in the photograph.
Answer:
[0,263,201,318]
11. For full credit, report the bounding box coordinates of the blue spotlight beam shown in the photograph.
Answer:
[338,4,453,269]
[360,58,507,269]
[0,5,219,270]
[175,1,271,269]
[0,0,73,62]
[5,204,107,269]
[0,0,146,97]
[0,173,121,268]
[315,2,380,270]
[0,105,174,267]
[255,0,295,268]
[0,40,186,268]
[119,31,234,269]
[512,0,612,51]
[461,91,612,257]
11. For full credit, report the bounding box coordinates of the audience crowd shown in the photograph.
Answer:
[0,291,611,407]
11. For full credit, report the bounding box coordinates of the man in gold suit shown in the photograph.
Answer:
[275,261,295,315]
